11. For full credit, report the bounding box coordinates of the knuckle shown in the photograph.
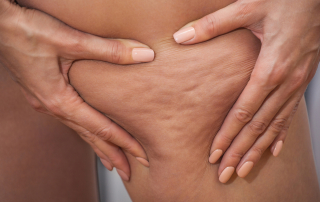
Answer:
[270,118,286,133]
[202,14,220,37]
[280,126,290,135]
[121,139,134,151]
[107,148,123,163]
[219,134,235,146]
[80,131,98,143]
[228,150,245,161]
[251,146,264,157]
[44,95,64,117]
[108,40,126,64]
[248,120,267,135]
[43,87,81,118]
[269,69,287,86]
[234,108,253,123]
[256,70,284,89]
[292,99,301,114]
[292,71,308,87]
[30,102,43,112]
[237,2,252,21]
[95,125,114,142]
[64,30,86,54]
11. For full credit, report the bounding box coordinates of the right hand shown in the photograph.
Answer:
[0,0,154,181]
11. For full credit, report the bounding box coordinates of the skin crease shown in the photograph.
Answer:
[15,0,320,201]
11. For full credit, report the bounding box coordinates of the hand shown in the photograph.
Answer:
[0,0,154,181]
[173,0,320,183]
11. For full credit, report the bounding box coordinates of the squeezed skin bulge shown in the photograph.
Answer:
[18,0,320,201]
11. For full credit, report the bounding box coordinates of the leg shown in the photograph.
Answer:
[70,29,320,201]
[0,66,99,202]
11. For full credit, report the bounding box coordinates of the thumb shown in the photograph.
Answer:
[61,31,155,64]
[173,1,255,44]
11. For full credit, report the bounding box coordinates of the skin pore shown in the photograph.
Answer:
[13,0,320,201]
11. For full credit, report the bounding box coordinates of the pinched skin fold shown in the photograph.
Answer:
[19,0,319,200]
[69,30,262,201]
[70,31,319,201]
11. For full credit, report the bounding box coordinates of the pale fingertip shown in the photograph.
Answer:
[132,48,154,62]
[272,141,283,157]
[219,167,235,183]
[237,161,254,178]
[116,169,130,182]
[209,149,223,164]
[136,157,150,167]
[173,27,195,44]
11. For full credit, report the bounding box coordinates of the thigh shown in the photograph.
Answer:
[69,31,320,201]
[0,66,99,202]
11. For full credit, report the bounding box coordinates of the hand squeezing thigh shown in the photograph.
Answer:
[69,30,260,195]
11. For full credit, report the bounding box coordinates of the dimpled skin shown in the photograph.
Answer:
[19,0,320,201]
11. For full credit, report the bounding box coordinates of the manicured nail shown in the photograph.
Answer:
[116,169,129,181]
[173,27,195,43]
[132,48,154,62]
[273,141,283,157]
[136,157,150,167]
[209,149,223,164]
[100,158,113,171]
[219,167,235,183]
[237,161,254,178]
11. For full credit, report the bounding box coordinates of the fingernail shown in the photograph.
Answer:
[132,48,154,62]
[219,167,235,183]
[237,161,254,178]
[136,157,150,167]
[273,141,283,157]
[100,158,113,171]
[116,169,129,181]
[173,27,195,43]
[209,149,223,164]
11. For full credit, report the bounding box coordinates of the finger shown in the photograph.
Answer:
[214,80,298,167]
[208,43,297,164]
[270,92,305,156]
[209,74,276,164]
[94,139,131,181]
[83,135,131,181]
[100,158,113,171]
[173,1,259,44]
[41,87,149,165]
[234,88,304,178]
[78,128,131,181]
[218,87,302,182]
[88,142,114,171]
[216,81,307,182]
[59,30,155,64]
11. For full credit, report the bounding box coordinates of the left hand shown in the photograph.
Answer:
[173,0,320,183]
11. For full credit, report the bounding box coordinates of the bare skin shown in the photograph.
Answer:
[175,0,320,181]
[0,67,99,202]
[7,0,320,201]
[69,32,319,202]
[0,0,152,177]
